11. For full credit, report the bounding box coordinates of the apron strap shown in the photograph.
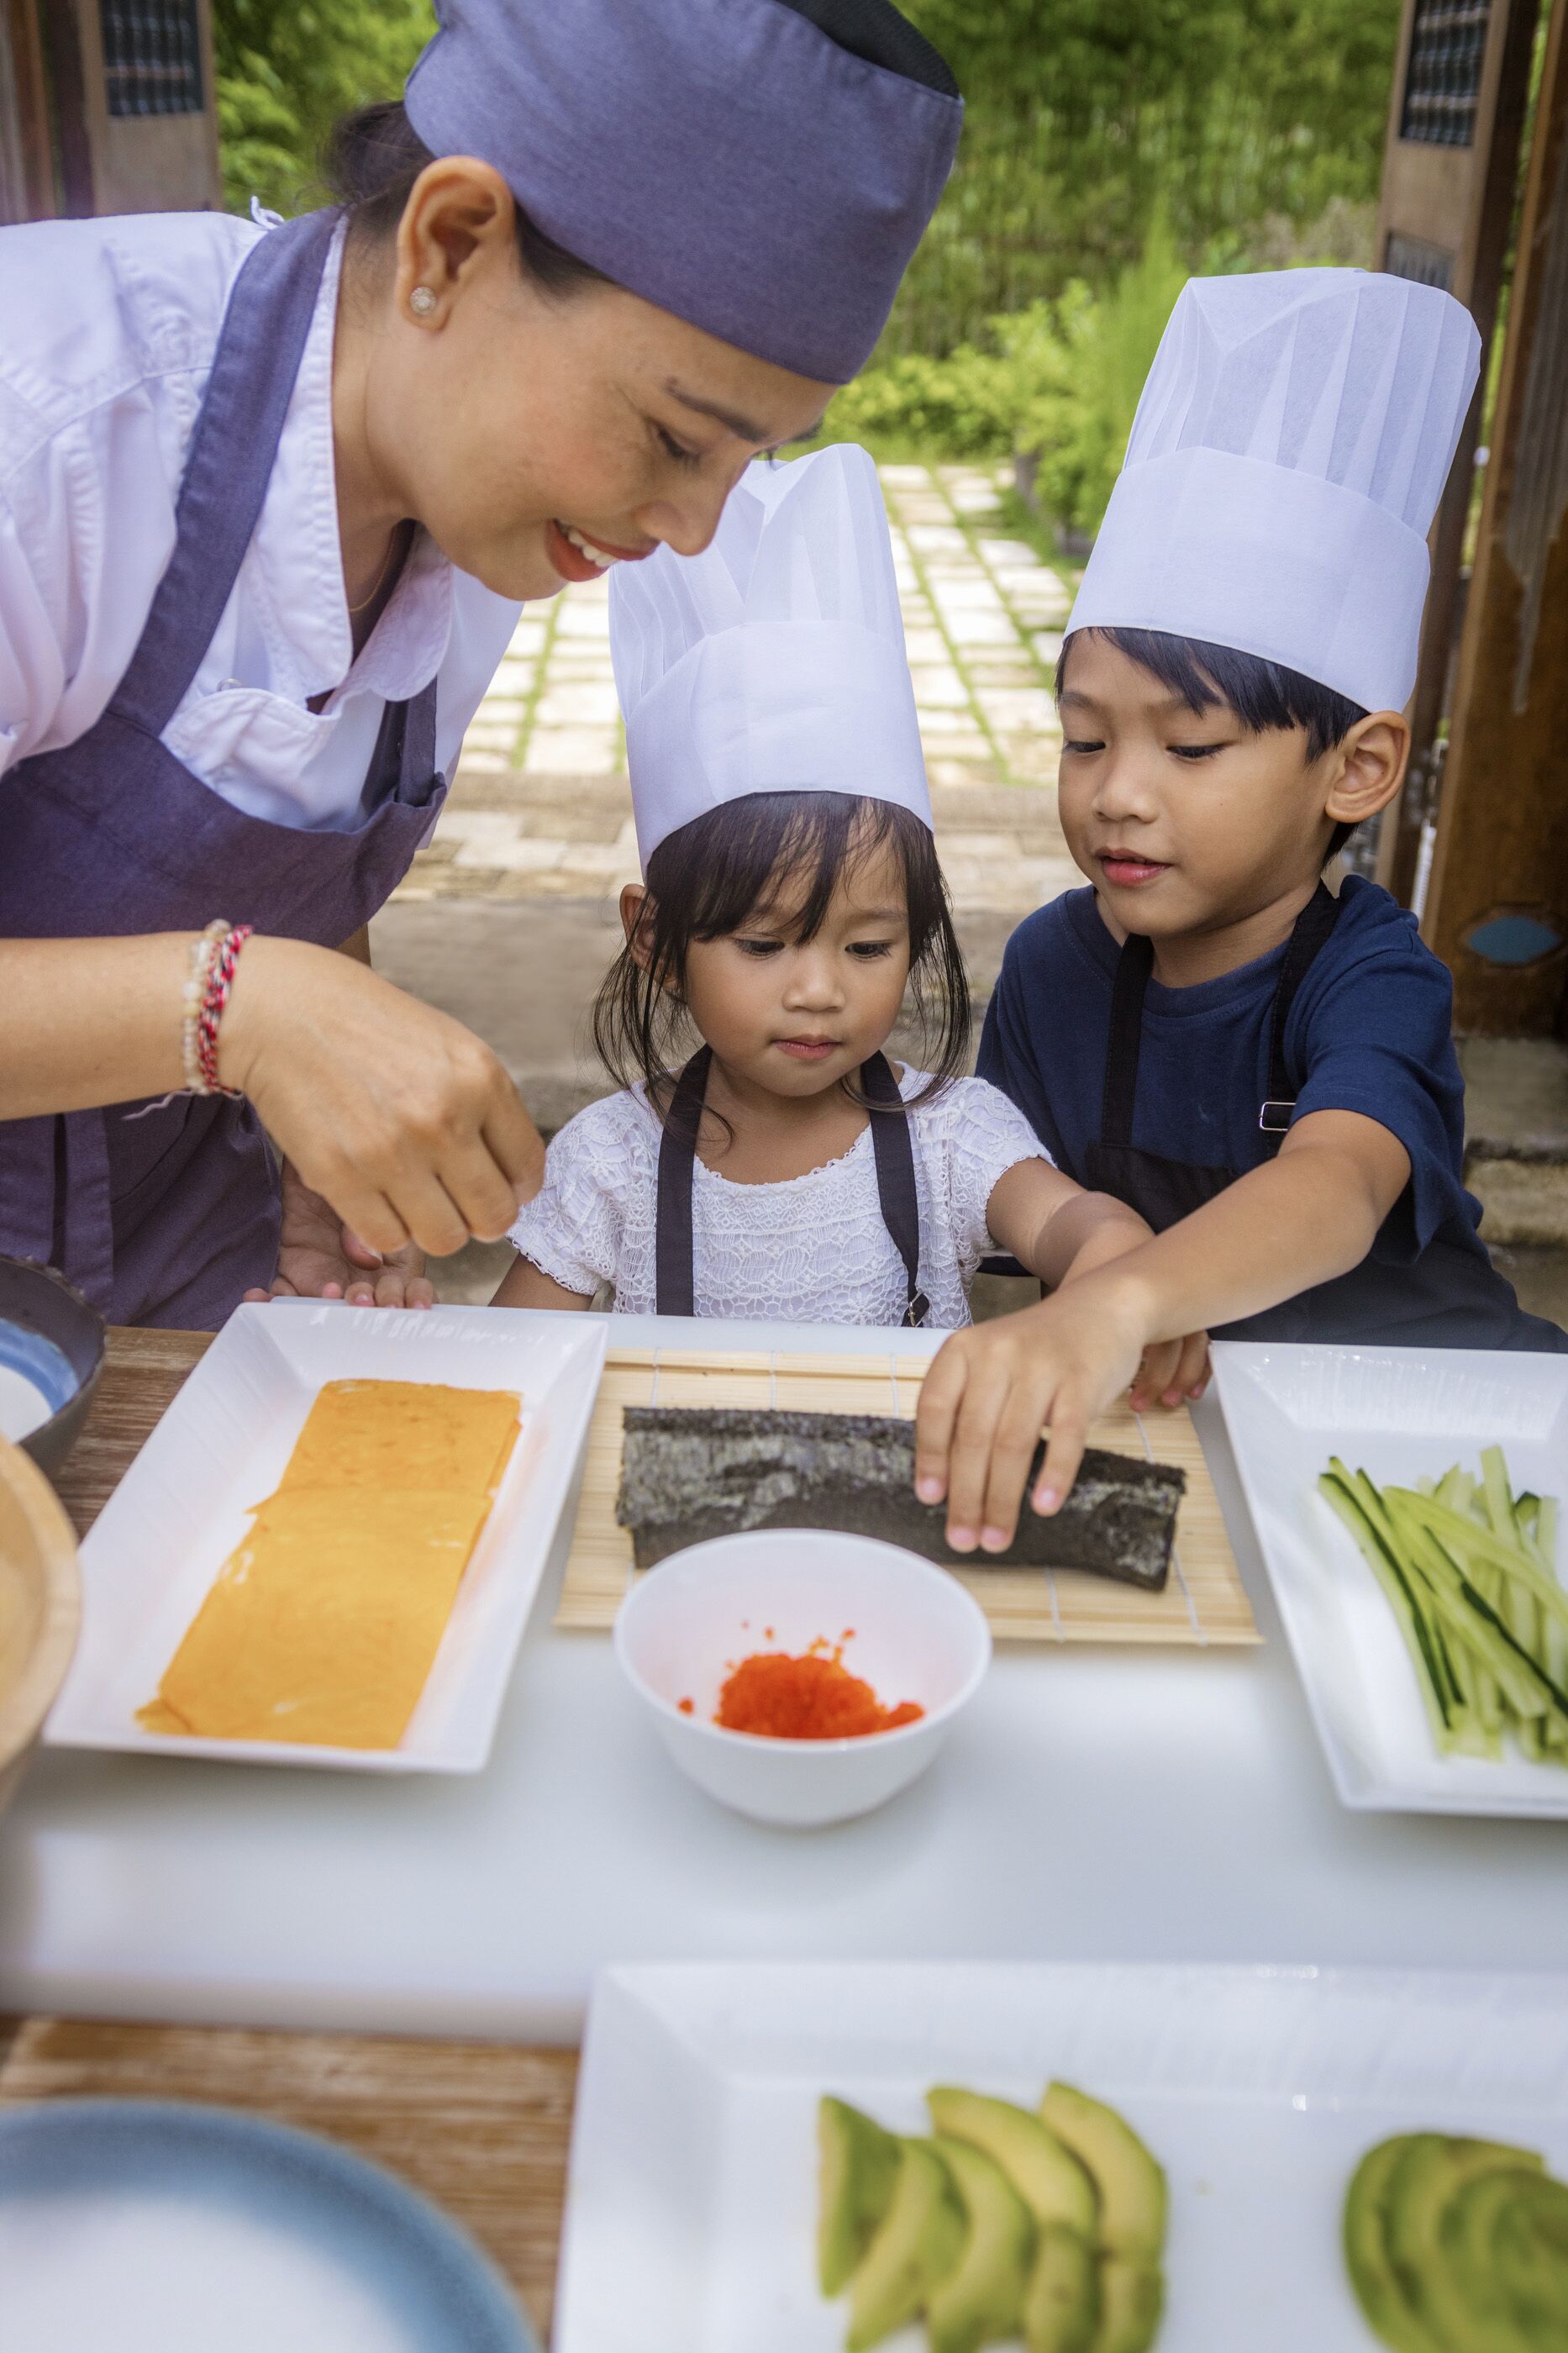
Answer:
[655,1046,712,1319]
[111,210,339,739]
[860,1051,930,1329]
[1259,882,1342,1151]
[1098,930,1155,1152]
[653,1045,929,1325]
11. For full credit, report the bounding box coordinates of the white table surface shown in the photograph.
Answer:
[2,1313,1565,2040]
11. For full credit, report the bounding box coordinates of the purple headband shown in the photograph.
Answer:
[404,0,961,383]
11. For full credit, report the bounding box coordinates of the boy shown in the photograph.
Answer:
[914,268,1567,1556]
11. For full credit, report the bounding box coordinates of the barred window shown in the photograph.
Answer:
[99,2,204,118]
[1400,0,1492,148]
[1384,234,1456,292]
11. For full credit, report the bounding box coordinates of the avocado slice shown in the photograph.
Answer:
[1344,2135,1447,2353]
[1438,2168,1558,2352]
[928,2088,1097,2240]
[1022,2223,1098,2353]
[1386,2135,1544,2351]
[927,2135,1036,2353]
[818,2096,905,2296]
[1039,2082,1167,2264]
[845,2137,966,2352]
[1087,2255,1164,2353]
[1495,2178,1568,2336]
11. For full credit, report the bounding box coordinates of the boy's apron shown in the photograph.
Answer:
[1081,885,1568,1350]
[655,1045,930,1326]
[0,210,447,1330]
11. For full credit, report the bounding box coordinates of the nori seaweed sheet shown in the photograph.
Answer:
[616,1408,1183,1591]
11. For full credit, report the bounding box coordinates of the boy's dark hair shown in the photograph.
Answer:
[1056,627,1369,860]
[594,792,971,1119]
[322,101,612,299]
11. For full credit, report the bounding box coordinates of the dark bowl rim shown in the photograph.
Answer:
[0,1254,108,1434]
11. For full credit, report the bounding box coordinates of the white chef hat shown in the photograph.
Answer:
[611,442,931,872]
[1067,268,1481,713]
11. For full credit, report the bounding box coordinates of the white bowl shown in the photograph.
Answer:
[612,1530,991,1828]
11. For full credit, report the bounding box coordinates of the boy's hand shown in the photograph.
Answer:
[1054,1216,1209,1414]
[914,1283,1150,1553]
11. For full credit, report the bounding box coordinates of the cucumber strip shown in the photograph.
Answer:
[1384,1501,1564,1723]
[1320,1471,1456,1747]
[1435,1467,1474,1513]
[1391,1493,1568,1638]
[1343,1467,1467,1720]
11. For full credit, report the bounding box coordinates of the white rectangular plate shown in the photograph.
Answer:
[45,1300,608,1774]
[1213,1340,1568,1816]
[555,1961,1568,2353]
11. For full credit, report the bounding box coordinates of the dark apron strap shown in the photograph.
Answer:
[1097,884,1344,1161]
[1098,930,1155,1151]
[111,210,339,739]
[654,1047,712,1319]
[653,1046,929,1324]
[1259,881,1342,1151]
[860,1050,930,1328]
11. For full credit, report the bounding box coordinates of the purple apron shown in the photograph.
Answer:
[0,211,446,1329]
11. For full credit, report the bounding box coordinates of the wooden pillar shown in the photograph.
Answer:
[1424,0,1568,1034]
[1370,0,1540,904]
[42,0,222,217]
[0,0,55,223]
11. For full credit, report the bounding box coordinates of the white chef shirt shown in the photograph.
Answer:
[0,208,519,828]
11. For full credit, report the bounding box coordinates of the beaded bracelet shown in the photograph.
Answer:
[192,923,253,1098]
[181,921,229,1095]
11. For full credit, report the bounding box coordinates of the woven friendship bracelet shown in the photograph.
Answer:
[195,924,254,1098]
[181,920,230,1095]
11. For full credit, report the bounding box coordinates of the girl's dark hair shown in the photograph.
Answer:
[594,792,971,1124]
[1057,626,1368,859]
[321,100,612,297]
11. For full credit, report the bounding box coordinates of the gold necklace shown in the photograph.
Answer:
[346,522,409,617]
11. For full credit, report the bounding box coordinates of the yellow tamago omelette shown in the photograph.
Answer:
[139,1381,521,1750]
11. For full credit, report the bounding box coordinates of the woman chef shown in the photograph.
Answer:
[0,0,960,1324]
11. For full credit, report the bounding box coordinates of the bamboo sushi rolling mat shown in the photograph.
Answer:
[555,1345,1258,1646]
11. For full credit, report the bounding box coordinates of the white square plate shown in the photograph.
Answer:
[555,1961,1568,2353]
[1213,1340,1568,1816]
[45,1300,608,1773]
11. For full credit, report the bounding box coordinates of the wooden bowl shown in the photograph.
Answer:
[0,1430,80,1813]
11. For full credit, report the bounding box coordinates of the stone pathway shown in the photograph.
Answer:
[393,462,1078,919]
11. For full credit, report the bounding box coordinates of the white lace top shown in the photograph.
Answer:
[508,1070,1050,1329]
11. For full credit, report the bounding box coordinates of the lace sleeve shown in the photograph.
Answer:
[507,1097,637,1299]
[940,1076,1055,1259]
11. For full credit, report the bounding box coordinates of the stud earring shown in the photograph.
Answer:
[408,285,437,318]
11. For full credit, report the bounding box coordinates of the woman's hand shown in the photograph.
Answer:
[220,937,544,1258]
[245,1162,434,1308]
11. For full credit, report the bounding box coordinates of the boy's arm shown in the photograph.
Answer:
[917,1109,1409,1551]
[981,1161,1211,1417]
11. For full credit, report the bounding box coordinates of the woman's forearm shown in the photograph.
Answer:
[0,934,192,1117]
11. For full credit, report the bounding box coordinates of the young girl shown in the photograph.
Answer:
[492,445,1181,1338]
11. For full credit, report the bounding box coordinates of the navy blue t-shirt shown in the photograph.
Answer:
[978,877,1565,1349]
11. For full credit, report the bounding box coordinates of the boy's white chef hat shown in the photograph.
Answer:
[1067,268,1481,713]
[611,442,931,871]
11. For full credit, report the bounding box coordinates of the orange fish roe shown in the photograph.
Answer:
[676,1697,695,1715]
[715,1640,923,1740]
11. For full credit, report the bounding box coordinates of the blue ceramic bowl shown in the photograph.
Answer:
[0,2098,539,2352]
[0,1257,106,1479]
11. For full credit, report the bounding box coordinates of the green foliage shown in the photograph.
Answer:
[823,216,1187,536]
[888,0,1401,351]
[213,0,434,216]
